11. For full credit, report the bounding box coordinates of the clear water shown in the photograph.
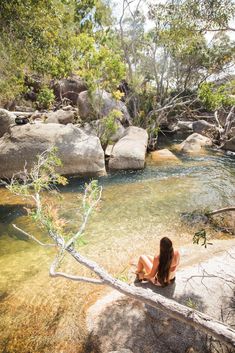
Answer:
[0,137,234,353]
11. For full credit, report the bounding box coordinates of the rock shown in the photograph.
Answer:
[192,119,219,137]
[80,119,126,143]
[30,110,43,121]
[62,105,74,112]
[222,136,235,152]
[52,76,87,105]
[0,109,16,137]
[77,90,131,125]
[177,133,212,153]
[109,127,148,170]
[108,350,133,353]
[0,123,106,178]
[45,109,75,125]
[173,121,193,132]
[14,106,35,113]
[150,149,181,164]
[87,247,235,353]
[105,144,113,156]
[228,127,235,139]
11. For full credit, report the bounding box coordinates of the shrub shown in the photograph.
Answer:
[37,87,55,110]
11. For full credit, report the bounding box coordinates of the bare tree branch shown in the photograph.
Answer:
[208,207,235,216]
[12,224,56,247]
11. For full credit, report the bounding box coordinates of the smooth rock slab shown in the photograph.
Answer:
[86,246,235,353]
[109,127,148,170]
[0,123,106,178]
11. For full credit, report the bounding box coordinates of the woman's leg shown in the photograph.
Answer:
[136,255,153,275]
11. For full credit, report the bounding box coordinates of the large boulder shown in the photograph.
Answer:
[77,90,131,125]
[45,109,75,125]
[0,123,106,178]
[222,137,235,152]
[177,133,212,153]
[109,127,148,170]
[192,119,219,138]
[0,109,16,137]
[52,76,87,105]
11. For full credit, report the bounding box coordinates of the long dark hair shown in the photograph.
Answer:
[157,237,174,286]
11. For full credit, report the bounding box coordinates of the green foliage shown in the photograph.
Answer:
[75,0,112,33]
[7,147,68,197]
[76,33,126,94]
[100,109,122,147]
[198,82,235,110]
[0,0,119,104]
[37,87,55,109]
[193,229,213,248]
[185,297,198,310]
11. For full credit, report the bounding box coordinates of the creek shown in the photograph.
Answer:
[0,135,234,353]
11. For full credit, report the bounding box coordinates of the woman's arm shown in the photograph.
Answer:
[144,256,159,280]
[170,250,180,272]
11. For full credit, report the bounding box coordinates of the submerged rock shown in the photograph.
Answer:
[150,149,181,164]
[109,127,148,170]
[177,133,212,153]
[0,123,106,178]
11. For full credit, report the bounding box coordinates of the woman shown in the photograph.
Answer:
[135,237,180,287]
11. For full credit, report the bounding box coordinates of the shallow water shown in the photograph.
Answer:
[0,138,235,353]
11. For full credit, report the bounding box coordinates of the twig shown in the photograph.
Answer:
[12,224,56,247]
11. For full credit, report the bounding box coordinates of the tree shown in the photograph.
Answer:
[4,148,235,349]
[0,0,121,106]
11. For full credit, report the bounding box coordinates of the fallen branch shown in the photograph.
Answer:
[208,207,235,216]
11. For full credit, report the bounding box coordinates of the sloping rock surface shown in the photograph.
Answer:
[109,127,148,170]
[0,123,105,178]
[87,247,235,353]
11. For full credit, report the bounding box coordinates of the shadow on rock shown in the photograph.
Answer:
[85,294,211,353]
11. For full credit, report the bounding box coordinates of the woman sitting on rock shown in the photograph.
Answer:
[135,237,180,287]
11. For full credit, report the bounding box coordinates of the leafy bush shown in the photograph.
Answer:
[37,87,55,110]
[100,109,123,148]
[198,82,235,111]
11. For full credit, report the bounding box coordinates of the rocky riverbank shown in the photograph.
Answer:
[0,79,234,179]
